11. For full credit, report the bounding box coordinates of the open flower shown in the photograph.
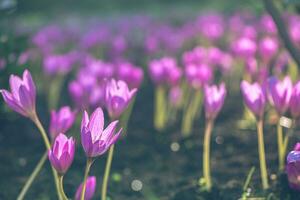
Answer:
[267,76,292,115]
[286,143,300,191]
[48,133,75,175]
[49,106,76,140]
[0,69,36,119]
[81,107,121,158]
[75,176,96,200]
[204,83,227,120]
[105,79,137,119]
[241,81,266,118]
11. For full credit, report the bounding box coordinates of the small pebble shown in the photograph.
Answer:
[131,179,143,191]
[270,174,277,180]
[18,158,27,167]
[215,136,224,144]
[170,142,180,152]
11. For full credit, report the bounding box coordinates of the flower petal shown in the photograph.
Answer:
[88,107,104,138]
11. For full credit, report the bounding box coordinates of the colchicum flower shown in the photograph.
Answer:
[48,133,75,175]
[81,107,121,158]
[286,143,300,191]
[290,81,300,119]
[105,79,137,119]
[0,69,36,119]
[241,80,266,118]
[204,83,227,120]
[75,176,96,200]
[49,106,76,139]
[267,76,292,115]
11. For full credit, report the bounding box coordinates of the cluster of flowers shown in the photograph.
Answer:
[145,12,300,191]
[241,76,300,189]
[1,10,300,196]
[1,70,137,199]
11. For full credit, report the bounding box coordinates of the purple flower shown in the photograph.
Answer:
[185,63,213,89]
[232,37,257,59]
[197,13,225,41]
[69,80,89,109]
[267,76,292,115]
[204,83,227,120]
[105,79,137,119]
[75,176,96,200]
[81,107,121,158]
[43,53,75,76]
[241,81,266,118]
[148,57,181,86]
[286,143,300,191]
[260,14,277,35]
[258,37,279,62]
[0,70,36,118]
[49,106,76,140]
[48,133,75,175]
[182,46,206,66]
[117,62,144,89]
[290,81,300,119]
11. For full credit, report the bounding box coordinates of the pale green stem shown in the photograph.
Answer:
[257,118,269,190]
[59,175,68,200]
[181,90,202,137]
[17,152,47,200]
[81,158,93,200]
[277,121,284,171]
[48,75,64,110]
[282,126,294,164]
[202,119,213,191]
[101,145,115,200]
[154,86,166,131]
[31,114,62,200]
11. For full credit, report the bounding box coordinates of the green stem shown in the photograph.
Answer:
[282,126,294,165]
[277,121,284,171]
[257,118,269,190]
[202,119,213,191]
[17,152,47,200]
[154,86,166,131]
[192,91,203,119]
[181,90,202,137]
[32,114,62,200]
[32,115,51,150]
[59,175,68,200]
[101,145,115,200]
[48,75,64,110]
[81,158,93,200]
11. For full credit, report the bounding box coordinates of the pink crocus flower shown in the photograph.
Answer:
[0,69,36,118]
[75,176,96,200]
[204,83,227,120]
[81,107,121,158]
[241,80,266,118]
[48,133,75,175]
[49,106,76,140]
[105,79,137,119]
[267,76,292,115]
